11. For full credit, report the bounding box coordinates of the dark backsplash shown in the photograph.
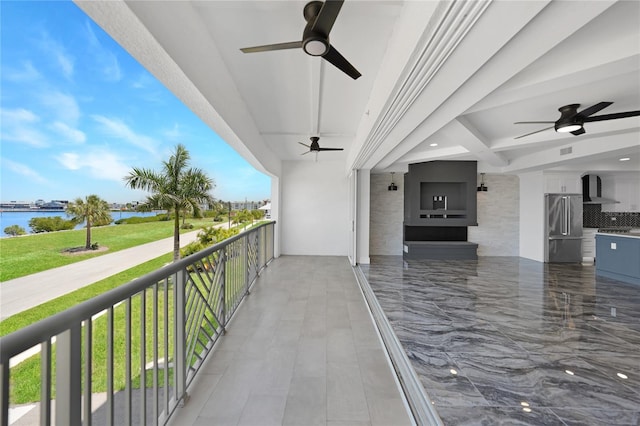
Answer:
[583,204,640,228]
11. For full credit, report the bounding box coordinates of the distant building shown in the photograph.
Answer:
[40,201,66,210]
[230,200,262,211]
[0,201,32,209]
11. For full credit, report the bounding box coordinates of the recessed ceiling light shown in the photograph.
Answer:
[565,370,574,376]
[430,143,438,147]
[520,402,530,407]
[617,372,628,379]
[619,157,630,161]
[523,407,532,413]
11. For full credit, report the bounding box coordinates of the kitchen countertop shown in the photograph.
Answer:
[596,229,640,239]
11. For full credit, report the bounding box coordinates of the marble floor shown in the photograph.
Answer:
[359,256,640,426]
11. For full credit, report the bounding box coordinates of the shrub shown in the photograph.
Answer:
[179,226,239,258]
[28,216,76,233]
[114,214,168,225]
[180,223,194,230]
[90,242,100,250]
[4,225,26,237]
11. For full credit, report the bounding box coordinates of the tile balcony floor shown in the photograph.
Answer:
[170,256,412,426]
[360,256,640,426]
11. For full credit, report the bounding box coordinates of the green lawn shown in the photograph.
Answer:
[0,218,219,282]
[1,219,266,404]
[5,253,175,403]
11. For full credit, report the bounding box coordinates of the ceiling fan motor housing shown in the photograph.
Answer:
[555,104,582,133]
[303,1,329,56]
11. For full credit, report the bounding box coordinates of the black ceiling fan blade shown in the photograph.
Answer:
[514,121,555,124]
[298,142,311,148]
[514,126,555,139]
[583,110,640,122]
[576,101,613,118]
[312,0,344,35]
[301,150,311,155]
[571,127,586,136]
[322,45,361,79]
[240,41,302,53]
[317,147,344,151]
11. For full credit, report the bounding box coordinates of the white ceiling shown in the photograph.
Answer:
[75,0,640,177]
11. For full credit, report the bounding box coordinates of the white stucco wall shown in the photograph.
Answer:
[280,160,350,256]
[468,174,520,256]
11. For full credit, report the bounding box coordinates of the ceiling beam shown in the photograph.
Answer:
[368,0,615,171]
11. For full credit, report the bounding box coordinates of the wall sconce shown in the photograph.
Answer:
[477,173,488,192]
[388,172,398,191]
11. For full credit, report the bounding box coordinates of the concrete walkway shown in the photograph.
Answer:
[0,223,229,321]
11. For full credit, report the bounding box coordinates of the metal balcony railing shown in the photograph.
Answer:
[0,221,275,426]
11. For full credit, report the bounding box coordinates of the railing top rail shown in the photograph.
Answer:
[0,221,275,362]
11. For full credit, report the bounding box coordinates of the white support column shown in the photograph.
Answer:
[519,171,545,262]
[270,175,281,258]
[357,169,371,264]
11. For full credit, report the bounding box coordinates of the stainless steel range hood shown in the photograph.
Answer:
[582,174,619,204]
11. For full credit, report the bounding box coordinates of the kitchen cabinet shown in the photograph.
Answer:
[582,228,597,263]
[595,232,640,285]
[544,172,582,194]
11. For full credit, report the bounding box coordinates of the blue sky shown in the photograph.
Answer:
[1,1,271,204]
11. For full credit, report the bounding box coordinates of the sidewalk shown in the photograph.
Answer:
[0,223,229,321]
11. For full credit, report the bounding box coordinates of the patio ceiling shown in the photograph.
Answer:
[75,0,640,176]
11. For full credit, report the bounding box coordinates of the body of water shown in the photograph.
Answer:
[0,210,164,237]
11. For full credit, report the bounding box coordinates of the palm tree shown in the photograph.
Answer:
[124,144,215,261]
[66,195,113,249]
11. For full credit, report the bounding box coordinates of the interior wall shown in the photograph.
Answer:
[519,171,545,262]
[280,160,350,256]
[370,173,404,255]
[468,174,520,256]
[369,173,519,256]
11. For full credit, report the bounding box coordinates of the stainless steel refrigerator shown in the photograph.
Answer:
[545,193,583,263]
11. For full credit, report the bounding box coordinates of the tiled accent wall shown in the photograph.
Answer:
[583,203,640,228]
[468,174,520,256]
[370,173,404,255]
[369,173,520,256]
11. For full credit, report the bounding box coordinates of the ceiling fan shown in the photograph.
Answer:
[514,102,640,139]
[299,136,343,160]
[240,0,361,80]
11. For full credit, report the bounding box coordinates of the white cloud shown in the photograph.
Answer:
[85,21,122,82]
[4,61,42,82]
[163,123,183,141]
[55,149,131,182]
[1,158,49,184]
[56,152,80,170]
[0,108,48,147]
[1,108,39,123]
[40,32,74,80]
[39,90,80,126]
[92,115,158,154]
[51,121,86,144]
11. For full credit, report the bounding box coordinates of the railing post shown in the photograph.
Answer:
[175,269,187,406]
[221,248,226,333]
[244,235,250,296]
[1,359,9,426]
[55,323,82,426]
